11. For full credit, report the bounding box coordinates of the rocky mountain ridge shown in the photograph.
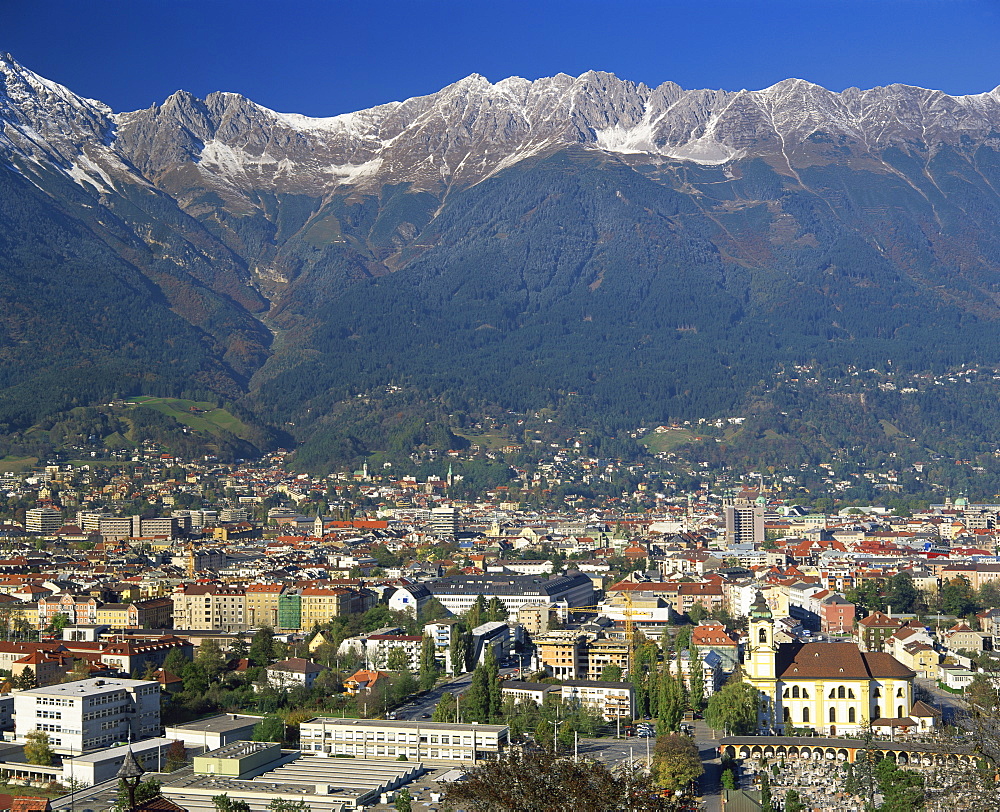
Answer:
[7,53,1000,202]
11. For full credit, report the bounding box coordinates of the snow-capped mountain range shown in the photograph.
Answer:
[5,51,1000,201]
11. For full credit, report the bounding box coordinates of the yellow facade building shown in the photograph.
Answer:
[744,592,915,736]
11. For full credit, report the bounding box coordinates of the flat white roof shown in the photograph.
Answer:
[20,677,156,697]
[303,717,508,733]
[69,737,171,764]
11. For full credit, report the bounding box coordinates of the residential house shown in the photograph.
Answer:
[343,669,390,695]
[691,621,740,672]
[265,657,329,690]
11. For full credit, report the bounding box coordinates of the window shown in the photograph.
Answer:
[783,708,791,722]
[849,707,856,723]
[802,708,810,723]
[792,686,800,698]
[837,686,846,699]
[759,628,768,643]
[829,708,836,723]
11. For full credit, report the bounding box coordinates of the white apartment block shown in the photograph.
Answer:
[299,718,507,763]
[501,679,634,721]
[25,507,62,535]
[76,511,112,533]
[14,677,160,754]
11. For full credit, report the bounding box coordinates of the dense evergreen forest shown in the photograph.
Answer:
[11,115,1000,480]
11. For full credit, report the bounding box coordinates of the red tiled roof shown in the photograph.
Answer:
[777,641,914,680]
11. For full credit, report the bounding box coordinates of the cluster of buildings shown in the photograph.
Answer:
[6,452,1000,779]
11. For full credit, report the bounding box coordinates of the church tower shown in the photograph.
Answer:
[747,591,776,680]
[745,590,778,732]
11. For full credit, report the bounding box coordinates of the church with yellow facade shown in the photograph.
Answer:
[744,592,915,735]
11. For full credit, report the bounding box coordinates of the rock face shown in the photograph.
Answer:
[109,70,1000,197]
[9,50,1000,202]
[7,52,1000,462]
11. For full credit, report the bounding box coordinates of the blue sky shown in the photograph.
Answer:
[5,0,1000,116]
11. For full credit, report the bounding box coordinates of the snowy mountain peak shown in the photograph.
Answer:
[5,56,1000,200]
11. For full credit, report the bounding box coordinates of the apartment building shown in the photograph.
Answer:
[277,589,302,632]
[300,587,377,630]
[25,508,62,535]
[244,583,285,629]
[14,677,160,754]
[265,657,329,689]
[340,631,424,671]
[97,516,179,540]
[534,630,629,680]
[298,718,507,763]
[427,572,594,616]
[171,584,246,632]
[724,503,764,545]
[500,679,634,721]
[39,594,98,627]
[429,507,460,540]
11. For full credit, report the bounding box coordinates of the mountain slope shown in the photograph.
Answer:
[7,54,1000,466]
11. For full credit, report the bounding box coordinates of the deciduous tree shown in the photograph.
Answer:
[652,732,703,796]
[705,673,759,735]
[688,642,705,711]
[249,626,276,667]
[418,634,439,691]
[442,748,671,811]
[24,729,53,765]
[212,794,250,812]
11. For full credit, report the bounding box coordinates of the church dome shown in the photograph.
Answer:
[750,591,772,621]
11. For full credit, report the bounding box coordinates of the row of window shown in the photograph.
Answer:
[36,710,61,719]
[86,692,127,707]
[36,724,81,734]
[84,706,123,721]
[84,733,122,748]
[306,743,474,758]
[781,685,905,700]
[36,697,73,707]
[304,730,482,745]
[781,705,906,724]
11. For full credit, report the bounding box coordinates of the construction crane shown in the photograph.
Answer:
[566,592,651,651]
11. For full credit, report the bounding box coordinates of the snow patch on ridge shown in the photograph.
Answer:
[198,140,280,177]
[594,120,659,154]
[323,157,384,185]
[66,154,112,194]
[594,120,738,165]
[664,138,739,165]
